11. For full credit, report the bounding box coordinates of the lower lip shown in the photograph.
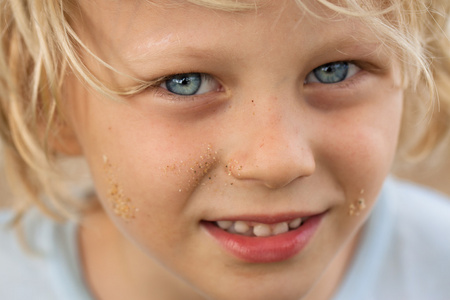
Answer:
[202,214,324,263]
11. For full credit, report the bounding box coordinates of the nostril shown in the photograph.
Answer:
[225,159,244,177]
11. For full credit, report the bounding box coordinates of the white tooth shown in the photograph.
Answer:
[234,221,250,233]
[217,221,233,230]
[253,223,272,237]
[272,222,289,235]
[289,218,302,229]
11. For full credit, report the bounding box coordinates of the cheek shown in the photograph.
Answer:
[319,89,403,215]
[324,87,402,168]
[311,94,403,262]
[73,98,214,205]
[84,148,202,257]
[90,141,215,216]
[81,115,220,248]
[327,124,397,182]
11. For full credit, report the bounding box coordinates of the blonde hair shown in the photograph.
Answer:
[0,0,449,221]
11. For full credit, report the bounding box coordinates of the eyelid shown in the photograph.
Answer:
[304,61,361,84]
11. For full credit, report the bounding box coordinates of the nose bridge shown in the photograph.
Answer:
[227,92,316,189]
[250,96,295,151]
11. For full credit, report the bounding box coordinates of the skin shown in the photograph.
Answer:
[61,0,404,299]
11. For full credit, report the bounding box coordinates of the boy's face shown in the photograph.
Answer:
[65,0,403,299]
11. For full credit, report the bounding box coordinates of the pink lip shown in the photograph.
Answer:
[202,212,325,263]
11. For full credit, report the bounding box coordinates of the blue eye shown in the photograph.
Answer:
[306,62,360,84]
[161,73,219,96]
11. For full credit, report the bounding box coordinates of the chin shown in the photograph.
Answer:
[192,271,314,300]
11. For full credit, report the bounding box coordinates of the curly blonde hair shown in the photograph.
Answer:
[1,0,450,221]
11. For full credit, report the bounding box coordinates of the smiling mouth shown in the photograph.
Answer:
[204,213,325,263]
[212,217,308,237]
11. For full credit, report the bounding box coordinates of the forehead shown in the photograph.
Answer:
[73,0,388,76]
[75,0,368,39]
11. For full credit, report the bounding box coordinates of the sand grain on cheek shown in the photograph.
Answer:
[103,155,138,221]
[348,189,366,216]
[161,145,218,193]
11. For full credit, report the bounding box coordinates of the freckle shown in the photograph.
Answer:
[230,183,233,185]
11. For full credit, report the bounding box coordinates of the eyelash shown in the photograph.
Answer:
[304,61,362,86]
[152,73,220,96]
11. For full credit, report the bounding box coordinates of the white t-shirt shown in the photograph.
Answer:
[333,178,450,300]
[1,177,450,300]
[0,210,94,300]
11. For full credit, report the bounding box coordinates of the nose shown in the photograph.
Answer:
[225,96,316,189]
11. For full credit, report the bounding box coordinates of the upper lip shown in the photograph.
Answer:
[204,211,326,224]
